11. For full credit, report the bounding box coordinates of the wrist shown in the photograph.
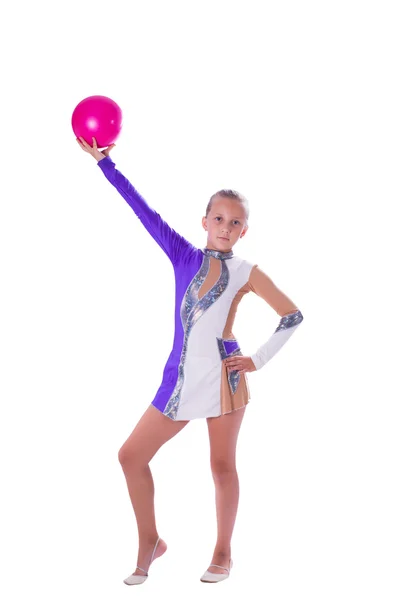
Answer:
[250,354,261,370]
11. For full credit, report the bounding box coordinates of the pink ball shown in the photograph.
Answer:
[72,95,123,148]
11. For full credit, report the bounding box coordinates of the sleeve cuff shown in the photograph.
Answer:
[250,354,263,371]
[97,155,114,170]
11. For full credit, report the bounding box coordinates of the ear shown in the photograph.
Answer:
[240,225,249,238]
[202,216,207,230]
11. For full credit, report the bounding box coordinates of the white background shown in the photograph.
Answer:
[1,0,399,598]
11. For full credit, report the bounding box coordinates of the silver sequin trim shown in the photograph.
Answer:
[181,257,210,328]
[275,310,304,333]
[217,338,242,395]
[202,247,233,260]
[164,259,230,419]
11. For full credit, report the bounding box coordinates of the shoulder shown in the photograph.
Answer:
[226,256,258,290]
[229,255,257,276]
[174,243,204,269]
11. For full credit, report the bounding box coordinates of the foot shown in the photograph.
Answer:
[131,537,167,576]
[206,549,231,575]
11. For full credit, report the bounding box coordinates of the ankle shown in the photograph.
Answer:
[213,547,231,559]
[138,535,159,549]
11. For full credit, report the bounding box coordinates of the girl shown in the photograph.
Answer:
[76,136,304,584]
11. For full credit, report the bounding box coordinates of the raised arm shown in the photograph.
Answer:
[247,265,304,370]
[97,156,193,265]
[76,136,193,265]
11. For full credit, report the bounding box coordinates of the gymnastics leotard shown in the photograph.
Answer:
[97,156,304,421]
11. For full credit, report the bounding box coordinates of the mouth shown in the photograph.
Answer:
[218,237,230,241]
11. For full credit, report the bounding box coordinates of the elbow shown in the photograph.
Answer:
[281,307,301,317]
[281,308,304,324]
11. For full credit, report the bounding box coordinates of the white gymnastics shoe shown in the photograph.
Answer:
[123,537,160,585]
[200,558,233,583]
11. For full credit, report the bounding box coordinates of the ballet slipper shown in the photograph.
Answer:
[123,537,160,585]
[200,558,233,583]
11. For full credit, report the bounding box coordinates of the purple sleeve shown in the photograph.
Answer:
[97,156,194,265]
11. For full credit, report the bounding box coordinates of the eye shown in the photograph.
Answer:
[215,216,222,221]
[233,220,240,225]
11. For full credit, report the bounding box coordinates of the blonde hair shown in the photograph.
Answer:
[206,189,249,223]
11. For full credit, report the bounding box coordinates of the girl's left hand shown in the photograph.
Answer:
[76,136,116,162]
[224,356,256,375]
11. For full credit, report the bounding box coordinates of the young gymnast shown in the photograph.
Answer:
[76,136,304,584]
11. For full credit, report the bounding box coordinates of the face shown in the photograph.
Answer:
[202,195,248,252]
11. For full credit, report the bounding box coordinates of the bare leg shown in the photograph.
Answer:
[118,404,189,575]
[205,406,246,574]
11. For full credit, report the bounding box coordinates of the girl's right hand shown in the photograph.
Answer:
[76,136,116,162]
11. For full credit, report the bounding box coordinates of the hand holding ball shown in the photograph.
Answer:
[72,95,122,148]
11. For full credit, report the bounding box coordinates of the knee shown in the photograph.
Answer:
[210,458,237,482]
[117,445,130,467]
[118,444,144,469]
